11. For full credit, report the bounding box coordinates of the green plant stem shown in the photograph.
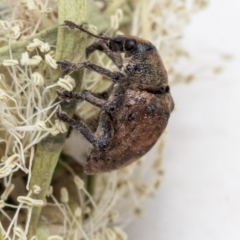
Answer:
[0,230,4,240]
[27,0,88,238]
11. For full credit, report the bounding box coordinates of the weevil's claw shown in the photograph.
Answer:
[57,60,88,74]
[62,20,88,29]
[57,60,76,74]
[63,20,78,29]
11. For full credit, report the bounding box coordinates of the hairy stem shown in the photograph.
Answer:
[27,0,88,237]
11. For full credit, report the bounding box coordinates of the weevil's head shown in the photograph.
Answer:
[107,35,169,91]
[107,35,154,57]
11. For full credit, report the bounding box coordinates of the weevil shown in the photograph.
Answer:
[57,20,174,175]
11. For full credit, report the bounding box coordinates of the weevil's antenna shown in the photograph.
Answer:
[62,20,111,41]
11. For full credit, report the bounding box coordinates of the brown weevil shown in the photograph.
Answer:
[57,20,174,175]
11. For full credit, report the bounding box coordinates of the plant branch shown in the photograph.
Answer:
[27,0,88,238]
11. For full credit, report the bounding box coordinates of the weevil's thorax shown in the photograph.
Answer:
[122,43,168,91]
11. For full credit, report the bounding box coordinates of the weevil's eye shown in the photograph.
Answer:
[125,39,136,51]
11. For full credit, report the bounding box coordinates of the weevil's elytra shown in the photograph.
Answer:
[57,20,174,175]
[148,98,158,115]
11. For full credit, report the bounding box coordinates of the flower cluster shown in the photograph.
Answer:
[0,0,209,239]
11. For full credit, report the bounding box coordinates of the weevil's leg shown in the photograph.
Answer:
[57,85,112,102]
[84,62,126,83]
[82,84,124,113]
[57,89,107,107]
[58,85,124,113]
[94,111,114,149]
[86,41,123,69]
[57,90,84,101]
[57,112,97,145]
[57,112,113,149]
[57,60,126,83]
[82,90,107,108]
[73,114,99,132]
[102,84,125,112]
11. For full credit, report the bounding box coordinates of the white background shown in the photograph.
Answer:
[127,1,240,239]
